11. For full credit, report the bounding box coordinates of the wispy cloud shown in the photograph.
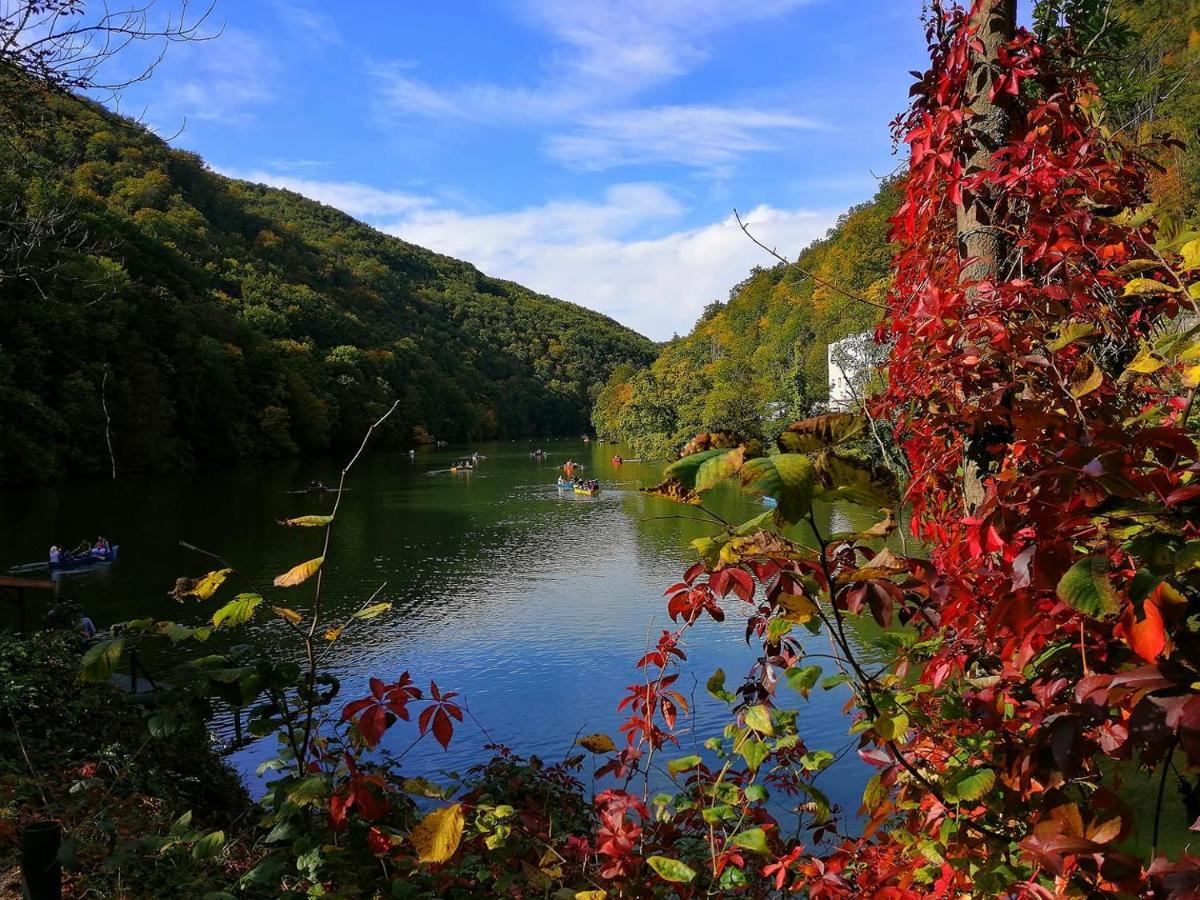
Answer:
[370,0,819,171]
[157,29,278,126]
[274,1,344,49]
[546,105,824,172]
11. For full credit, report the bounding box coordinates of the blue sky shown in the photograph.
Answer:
[111,1,931,340]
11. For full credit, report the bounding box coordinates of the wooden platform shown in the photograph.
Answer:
[0,576,56,632]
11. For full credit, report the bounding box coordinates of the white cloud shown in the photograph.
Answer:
[219,168,834,339]
[370,0,819,171]
[546,105,824,172]
[223,169,430,218]
[386,191,833,340]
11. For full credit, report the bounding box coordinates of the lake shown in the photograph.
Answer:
[0,440,883,827]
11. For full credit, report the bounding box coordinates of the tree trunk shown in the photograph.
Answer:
[957,0,1017,511]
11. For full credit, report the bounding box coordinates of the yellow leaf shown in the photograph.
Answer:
[410,803,464,864]
[1124,277,1175,296]
[1124,344,1164,376]
[1185,365,1200,388]
[278,515,334,527]
[170,568,234,602]
[777,592,818,624]
[1069,358,1104,398]
[577,733,616,754]
[324,625,344,641]
[1182,238,1200,271]
[274,556,324,588]
[272,606,302,625]
[576,892,608,900]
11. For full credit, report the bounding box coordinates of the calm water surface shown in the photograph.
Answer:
[0,441,885,825]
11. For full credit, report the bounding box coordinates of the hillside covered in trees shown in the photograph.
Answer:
[594,0,1200,458]
[0,83,655,483]
[592,183,899,457]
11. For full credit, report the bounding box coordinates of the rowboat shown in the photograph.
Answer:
[51,547,119,571]
[573,485,600,496]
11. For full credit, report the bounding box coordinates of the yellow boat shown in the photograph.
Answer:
[573,485,600,495]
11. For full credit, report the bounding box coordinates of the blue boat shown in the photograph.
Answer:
[51,546,119,571]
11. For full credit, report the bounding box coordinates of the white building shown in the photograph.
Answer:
[827,331,878,410]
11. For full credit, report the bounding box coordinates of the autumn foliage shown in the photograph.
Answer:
[62,2,1200,896]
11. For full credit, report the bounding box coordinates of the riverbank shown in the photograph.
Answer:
[0,619,257,899]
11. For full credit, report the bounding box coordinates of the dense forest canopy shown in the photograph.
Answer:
[594,0,1200,459]
[0,79,656,483]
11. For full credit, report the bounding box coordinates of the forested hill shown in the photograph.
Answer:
[0,86,655,483]
[594,0,1200,459]
[592,182,899,458]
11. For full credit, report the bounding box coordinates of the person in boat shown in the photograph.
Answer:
[71,539,90,559]
[49,545,61,565]
[91,537,108,557]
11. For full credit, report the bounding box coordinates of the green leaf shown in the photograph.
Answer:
[799,750,835,772]
[1175,541,1200,574]
[744,705,774,736]
[279,515,334,527]
[352,602,392,620]
[211,593,263,629]
[943,768,996,803]
[647,856,697,883]
[874,713,909,741]
[1056,556,1120,618]
[776,413,866,452]
[1047,322,1095,351]
[694,447,747,492]
[744,784,768,802]
[706,668,734,702]
[81,639,124,683]
[667,754,702,777]
[739,738,769,772]
[170,811,194,836]
[192,830,225,861]
[162,622,196,643]
[733,509,776,536]
[863,774,888,810]
[664,448,728,490]
[286,775,328,806]
[730,827,769,854]
[786,665,822,697]
[740,453,814,525]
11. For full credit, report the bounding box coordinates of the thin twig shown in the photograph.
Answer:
[734,209,887,311]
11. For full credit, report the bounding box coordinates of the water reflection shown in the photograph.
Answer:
[0,441,888,826]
